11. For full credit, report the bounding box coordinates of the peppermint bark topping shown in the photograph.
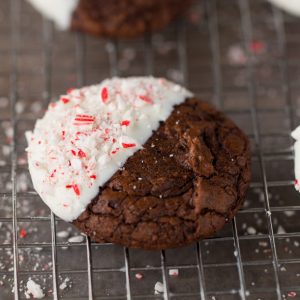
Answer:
[26,77,192,221]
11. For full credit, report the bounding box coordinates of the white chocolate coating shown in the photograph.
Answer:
[268,0,300,17]
[26,77,193,221]
[27,0,79,29]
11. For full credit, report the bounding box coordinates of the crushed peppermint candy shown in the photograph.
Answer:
[19,228,27,238]
[168,269,179,277]
[101,87,108,103]
[121,120,130,126]
[57,230,69,238]
[288,291,297,298]
[154,281,164,294]
[60,97,70,104]
[59,277,71,290]
[73,114,95,126]
[25,77,192,222]
[68,235,85,243]
[247,227,256,235]
[249,40,265,55]
[135,273,143,280]
[122,143,136,149]
[25,279,45,299]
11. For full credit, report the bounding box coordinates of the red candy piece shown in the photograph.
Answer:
[111,147,120,155]
[74,114,95,125]
[61,97,70,104]
[249,40,265,54]
[121,120,130,126]
[50,169,56,178]
[122,143,136,148]
[101,87,108,103]
[78,149,86,158]
[19,229,27,238]
[139,95,153,104]
[90,175,97,179]
[72,184,80,196]
[67,88,75,94]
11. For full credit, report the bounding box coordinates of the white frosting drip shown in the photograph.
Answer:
[26,77,193,221]
[268,0,300,17]
[27,0,79,29]
[292,126,300,191]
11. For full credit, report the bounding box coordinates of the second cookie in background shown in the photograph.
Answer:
[27,0,194,38]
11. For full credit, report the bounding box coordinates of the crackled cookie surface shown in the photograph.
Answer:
[26,77,251,249]
[27,0,193,38]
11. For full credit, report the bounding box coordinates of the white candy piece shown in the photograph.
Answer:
[154,281,164,294]
[135,273,143,280]
[57,230,70,238]
[26,77,192,222]
[168,269,179,276]
[25,279,44,299]
[68,235,85,243]
[27,0,79,29]
[267,0,300,17]
[59,277,70,290]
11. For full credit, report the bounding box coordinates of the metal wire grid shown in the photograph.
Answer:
[1,0,300,299]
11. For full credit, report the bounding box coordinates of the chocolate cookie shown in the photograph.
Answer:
[71,0,193,38]
[74,98,251,249]
[26,77,250,250]
[27,0,193,39]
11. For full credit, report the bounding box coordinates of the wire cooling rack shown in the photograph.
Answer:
[1,0,300,299]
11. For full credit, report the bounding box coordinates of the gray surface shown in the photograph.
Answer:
[1,0,300,299]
